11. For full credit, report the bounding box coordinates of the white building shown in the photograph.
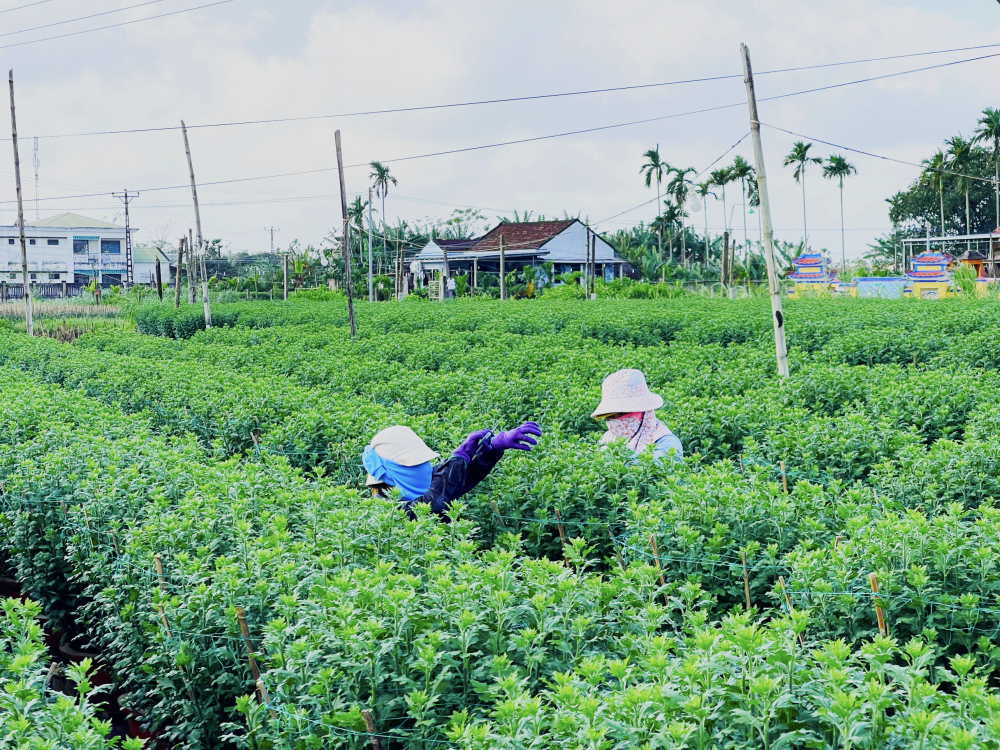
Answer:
[417,219,623,281]
[0,213,170,292]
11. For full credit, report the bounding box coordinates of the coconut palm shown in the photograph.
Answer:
[822,155,857,272]
[783,142,823,249]
[920,150,948,237]
[640,146,669,255]
[973,107,1000,229]
[369,161,397,239]
[729,156,755,250]
[945,135,973,238]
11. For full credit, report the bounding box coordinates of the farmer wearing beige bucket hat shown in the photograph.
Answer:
[363,422,542,516]
[591,369,682,460]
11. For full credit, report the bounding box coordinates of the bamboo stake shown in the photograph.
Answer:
[778,576,805,646]
[153,554,172,637]
[869,572,888,636]
[8,70,32,336]
[361,709,382,750]
[741,551,751,609]
[648,533,669,606]
[180,121,211,328]
[554,508,567,550]
[780,461,789,494]
[334,130,356,339]
[834,535,843,549]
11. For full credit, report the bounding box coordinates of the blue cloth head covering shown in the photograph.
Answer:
[363,445,433,501]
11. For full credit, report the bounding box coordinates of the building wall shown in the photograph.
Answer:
[540,221,616,262]
[0,225,135,286]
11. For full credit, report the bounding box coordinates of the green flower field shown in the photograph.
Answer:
[4,296,1000,749]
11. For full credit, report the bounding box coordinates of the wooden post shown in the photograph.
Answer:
[473,257,478,291]
[154,258,163,300]
[741,44,789,378]
[499,234,506,300]
[722,231,730,287]
[187,229,196,304]
[282,253,289,301]
[780,461,789,494]
[361,709,382,750]
[741,550,751,609]
[590,232,597,299]
[236,606,276,716]
[554,508,567,551]
[8,70,32,335]
[181,121,212,328]
[647,533,669,606]
[834,535,842,549]
[869,572,888,636]
[334,130,356,339]
[174,239,184,308]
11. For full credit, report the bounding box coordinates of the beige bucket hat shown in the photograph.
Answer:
[590,369,664,418]
[365,425,440,486]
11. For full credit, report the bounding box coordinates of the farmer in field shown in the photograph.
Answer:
[362,422,542,516]
[591,368,683,461]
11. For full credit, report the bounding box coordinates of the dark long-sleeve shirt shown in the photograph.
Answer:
[408,447,504,516]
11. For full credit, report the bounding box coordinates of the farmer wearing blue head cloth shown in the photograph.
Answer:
[363,423,542,516]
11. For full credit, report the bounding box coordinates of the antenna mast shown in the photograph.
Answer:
[114,190,137,285]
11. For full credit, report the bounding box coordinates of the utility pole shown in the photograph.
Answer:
[499,234,506,300]
[32,135,38,221]
[174,237,184,308]
[8,70,31,335]
[722,231,730,287]
[181,120,211,328]
[367,188,373,302]
[335,130,356,339]
[114,190,137,285]
[741,43,789,378]
[154,257,163,300]
[283,252,288,301]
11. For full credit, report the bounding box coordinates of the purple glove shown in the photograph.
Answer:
[453,429,492,463]
[492,422,542,452]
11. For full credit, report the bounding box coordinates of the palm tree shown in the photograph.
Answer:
[729,156,755,250]
[696,181,717,263]
[945,135,973,239]
[973,107,1000,230]
[920,150,948,239]
[654,202,685,263]
[369,161,397,240]
[783,142,823,249]
[822,155,857,272]
[667,166,697,266]
[640,146,669,256]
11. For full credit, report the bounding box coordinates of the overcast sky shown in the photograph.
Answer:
[0,0,998,258]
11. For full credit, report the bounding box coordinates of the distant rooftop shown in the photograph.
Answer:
[27,212,123,230]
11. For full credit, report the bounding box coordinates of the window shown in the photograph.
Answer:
[29,273,36,280]
[73,239,88,254]
[7,273,14,280]
[101,240,121,254]
[28,239,35,245]
[6,239,12,245]
[50,273,60,280]
[47,239,58,246]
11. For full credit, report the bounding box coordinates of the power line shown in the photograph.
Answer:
[0,0,56,15]
[761,123,999,184]
[9,41,1000,141]
[0,0,234,51]
[595,132,751,226]
[5,50,999,208]
[0,0,171,38]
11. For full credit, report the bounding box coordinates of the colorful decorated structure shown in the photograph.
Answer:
[787,252,835,297]
[906,252,953,299]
